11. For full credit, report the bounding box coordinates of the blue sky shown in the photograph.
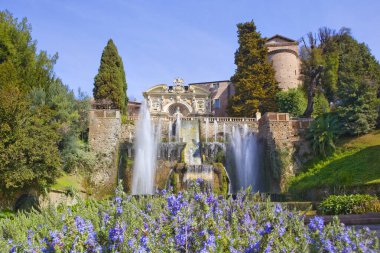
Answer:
[2,0,380,100]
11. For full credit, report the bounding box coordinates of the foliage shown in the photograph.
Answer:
[312,92,330,117]
[289,130,380,193]
[299,39,325,118]
[275,88,307,117]
[0,84,61,193]
[228,21,279,116]
[301,27,380,134]
[337,78,378,135]
[93,39,128,113]
[0,184,378,252]
[307,113,341,157]
[0,11,91,195]
[318,194,380,215]
[212,163,229,196]
[321,51,339,101]
[0,209,14,220]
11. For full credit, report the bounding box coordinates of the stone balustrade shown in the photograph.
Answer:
[128,115,257,122]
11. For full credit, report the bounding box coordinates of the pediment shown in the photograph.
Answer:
[145,84,167,93]
[266,34,297,45]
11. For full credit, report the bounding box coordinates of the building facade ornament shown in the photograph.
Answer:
[143,78,211,116]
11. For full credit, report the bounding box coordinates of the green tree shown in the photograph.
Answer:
[332,31,380,135]
[275,88,307,117]
[312,92,330,118]
[227,21,279,116]
[0,84,61,193]
[322,51,339,101]
[93,39,127,112]
[301,27,380,134]
[0,11,92,194]
[337,78,377,135]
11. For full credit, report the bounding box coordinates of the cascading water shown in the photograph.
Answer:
[205,118,209,143]
[230,124,260,192]
[168,120,172,142]
[214,120,218,142]
[223,123,226,142]
[132,100,158,195]
[175,112,181,142]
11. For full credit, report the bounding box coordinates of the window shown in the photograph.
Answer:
[211,83,219,89]
[214,99,220,109]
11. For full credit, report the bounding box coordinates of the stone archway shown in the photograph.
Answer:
[167,103,191,116]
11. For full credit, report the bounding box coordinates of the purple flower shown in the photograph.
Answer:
[308,216,324,232]
[194,193,202,201]
[323,239,335,253]
[27,229,33,246]
[103,212,110,226]
[166,194,184,216]
[114,196,122,205]
[128,239,134,247]
[74,216,86,234]
[275,203,282,214]
[140,235,149,251]
[264,222,272,234]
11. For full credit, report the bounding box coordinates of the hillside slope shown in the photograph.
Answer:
[288,130,380,193]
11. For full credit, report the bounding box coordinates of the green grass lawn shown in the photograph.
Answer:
[51,172,84,192]
[288,130,380,193]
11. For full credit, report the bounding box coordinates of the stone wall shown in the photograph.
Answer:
[90,111,311,194]
[88,110,121,191]
[258,112,312,193]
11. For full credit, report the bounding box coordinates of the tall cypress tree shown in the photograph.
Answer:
[227,21,279,116]
[93,39,127,112]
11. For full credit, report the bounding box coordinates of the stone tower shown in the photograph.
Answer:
[266,35,301,90]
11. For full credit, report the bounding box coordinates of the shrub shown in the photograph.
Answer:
[307,112,341,157]
[312,92,330,118]
[319,194,380,215]
[275,88,307,117]
[0,184,378,252]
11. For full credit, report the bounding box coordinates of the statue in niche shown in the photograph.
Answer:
[192,97,197,111]
[160,97,164,111]
[197,99,205,113]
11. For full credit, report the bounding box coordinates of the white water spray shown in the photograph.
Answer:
[168,120,172,142]
[230,124,259,191]
[132,100,158,195]
[223,123,226,143]
[205,118,209,143]
[214,120,218,142]
[175,112,181,142]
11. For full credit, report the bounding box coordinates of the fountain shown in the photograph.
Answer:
[223,123,226,143]
[230,124,260,192]
[205,118,209,143]
[214,120,218,142]
[131,100,158,195]
[175,108,181,142]
[168,120,172,142]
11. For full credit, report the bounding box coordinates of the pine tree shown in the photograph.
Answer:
[93,39,127,112]
[227,21,279,116]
